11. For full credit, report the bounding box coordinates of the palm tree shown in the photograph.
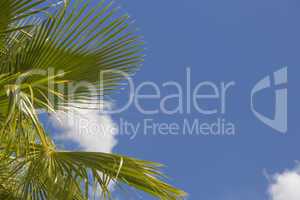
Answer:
[0,0,186,199]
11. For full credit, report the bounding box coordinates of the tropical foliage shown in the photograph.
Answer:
[0,0,186,199]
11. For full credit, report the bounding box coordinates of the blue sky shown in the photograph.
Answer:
[42,0,300,199]
[108,0,299,199]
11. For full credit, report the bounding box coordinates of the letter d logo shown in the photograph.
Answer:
[251,67,288,133]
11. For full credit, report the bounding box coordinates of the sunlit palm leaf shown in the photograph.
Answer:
[0,0,53,54]
[0,0,187,199]
[2,0,143,110]
[1,144,186,199]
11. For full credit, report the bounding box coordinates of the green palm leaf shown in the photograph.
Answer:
[0,0,187,199]
[0,0,54,54]
[3,0,143,108]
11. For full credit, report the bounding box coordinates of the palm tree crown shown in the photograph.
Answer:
[0,0,186,199]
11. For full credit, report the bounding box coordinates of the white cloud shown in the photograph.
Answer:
[268,164,300,200]
[50,101,118,153]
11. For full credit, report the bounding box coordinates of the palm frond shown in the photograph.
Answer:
[2,0,143,110]
[0,0,187,199]
[0,0,54,54]
[1,144,186,199]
